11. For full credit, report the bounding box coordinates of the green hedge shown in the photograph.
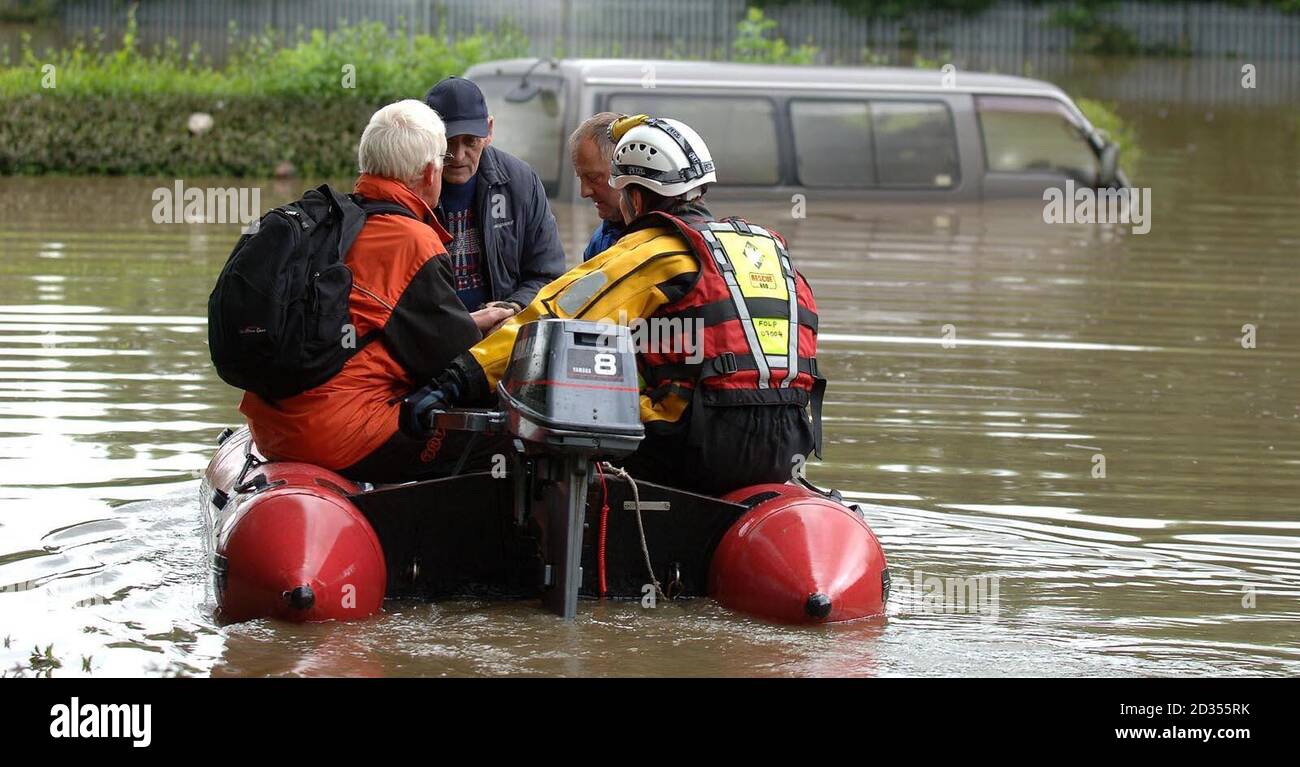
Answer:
[0,17,528,175]
[0,93,379,176]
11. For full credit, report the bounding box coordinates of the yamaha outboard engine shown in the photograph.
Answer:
[498,320,642,619]
[497,319,644,457]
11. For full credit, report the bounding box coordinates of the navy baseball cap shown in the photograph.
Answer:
[423,76,490,138]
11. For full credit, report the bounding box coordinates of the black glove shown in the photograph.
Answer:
[398,364,470,438]
[398,385,445,438]
[396,356,485,438]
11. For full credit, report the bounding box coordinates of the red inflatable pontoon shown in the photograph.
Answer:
[712,483,889,623]
[201,429,887,625]
[202,428,386,623]
[200,319,888,625]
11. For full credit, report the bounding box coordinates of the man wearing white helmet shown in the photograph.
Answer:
[403,115,825,495]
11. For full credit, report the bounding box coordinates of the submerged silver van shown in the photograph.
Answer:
[463,58,1127,202]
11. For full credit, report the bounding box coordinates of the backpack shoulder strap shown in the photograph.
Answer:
[312,184,367,260]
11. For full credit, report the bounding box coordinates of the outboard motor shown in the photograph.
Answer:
[497,319,644,457]
[494,320,642,619]
[426,319,636,620]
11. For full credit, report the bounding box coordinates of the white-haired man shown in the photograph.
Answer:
[240,99,485,482]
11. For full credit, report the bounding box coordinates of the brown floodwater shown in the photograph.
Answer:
[1,99,1297,677]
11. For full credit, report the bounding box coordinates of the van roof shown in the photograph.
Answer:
[465,58,1071,100]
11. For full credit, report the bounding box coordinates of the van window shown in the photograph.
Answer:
[977,96,1098,183]
[872,101,959,187]
[790,101,875,187]
[607,94,780,185]
[475,76,567,194]
[790,99,957,188]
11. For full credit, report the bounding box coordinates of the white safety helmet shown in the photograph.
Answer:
[608,115,716,200]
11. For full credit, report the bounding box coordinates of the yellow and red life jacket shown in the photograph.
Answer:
[636,212,825,453]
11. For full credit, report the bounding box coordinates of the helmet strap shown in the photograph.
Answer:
[643,117,710,182]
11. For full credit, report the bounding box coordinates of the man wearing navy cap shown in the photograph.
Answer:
[424,76,565,333]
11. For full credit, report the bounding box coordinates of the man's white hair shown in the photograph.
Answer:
[358,99,446,185]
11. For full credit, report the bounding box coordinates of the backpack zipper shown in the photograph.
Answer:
[280,207,309,230]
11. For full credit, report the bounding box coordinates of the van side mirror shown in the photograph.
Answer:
[505,83,560,120]
[504,82,542,103]
[1098,142,1121,188]
[504,58,558,103]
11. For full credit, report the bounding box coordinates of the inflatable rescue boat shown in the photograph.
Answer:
[200,320,889,624]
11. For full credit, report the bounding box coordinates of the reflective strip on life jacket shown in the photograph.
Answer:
[774,233,799,388]
[698,226,776,389]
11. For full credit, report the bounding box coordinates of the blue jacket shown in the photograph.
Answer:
[434,145,564,307]
[582,218,627,261]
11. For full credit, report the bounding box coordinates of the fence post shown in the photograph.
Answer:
[564,0,576,59]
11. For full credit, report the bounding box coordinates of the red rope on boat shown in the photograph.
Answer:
[595,461,609,598]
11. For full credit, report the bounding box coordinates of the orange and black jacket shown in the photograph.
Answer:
[240,174,481,469]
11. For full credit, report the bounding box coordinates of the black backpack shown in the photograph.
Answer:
[208,184,417,401]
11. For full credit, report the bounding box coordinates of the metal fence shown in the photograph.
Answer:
[53,0,1300,105]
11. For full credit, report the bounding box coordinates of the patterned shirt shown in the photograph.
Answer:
[440,177,489,310]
